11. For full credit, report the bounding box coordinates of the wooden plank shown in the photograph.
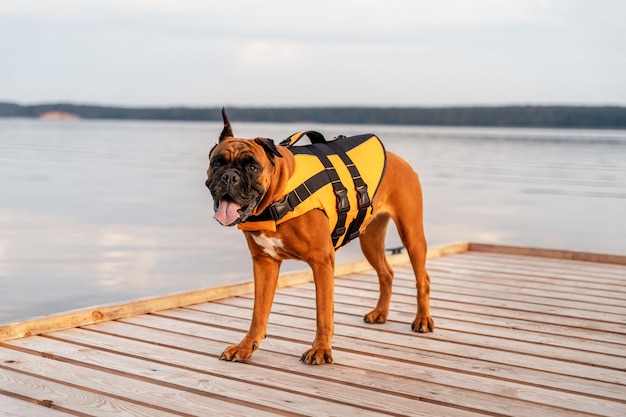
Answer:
[435,285,625,326]
[286,279,626,334]
[350,271,626,315]
[331,279,626,346]
[158,303,626,386]
[468,243,626,265]
[82,317,615,417]
[0,347,277,417]
[364,273,626,319]
[426,250,626,279]
[410,268,626,299]
[4,336,400,417]
[360,262,626,298]
[396,273,625,315]
[46,327,481,417]
[189,295,626,374]
[0,366,179,417]
[222,292,626,386]
[0,395,74,417]
[444,250,626,276]
[433,289,626,334]
[109,311,625,417]
[118,312,626,401]
[233,290,626,358]
[430,254,626,284]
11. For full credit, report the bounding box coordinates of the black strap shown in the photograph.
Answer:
[309,143,350,248]
[279,131,327,147]
[244,170,329,223]
[324,139,372,247]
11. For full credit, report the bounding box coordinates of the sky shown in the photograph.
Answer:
[1,0,625,107]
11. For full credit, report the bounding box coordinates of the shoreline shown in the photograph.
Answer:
[2,102,626,129]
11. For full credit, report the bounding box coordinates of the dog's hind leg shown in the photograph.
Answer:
[393,191,434,333]
[359,212,395,324]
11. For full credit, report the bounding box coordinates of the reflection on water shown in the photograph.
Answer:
[1,119,625,323]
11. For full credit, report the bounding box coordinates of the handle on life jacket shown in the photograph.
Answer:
[279,131,327,147]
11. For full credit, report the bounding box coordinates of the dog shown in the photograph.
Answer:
[205,108,433,365]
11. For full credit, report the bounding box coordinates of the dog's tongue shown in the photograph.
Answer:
[214,200,241,226]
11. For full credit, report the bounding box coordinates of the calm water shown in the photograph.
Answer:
[1,119,625,323]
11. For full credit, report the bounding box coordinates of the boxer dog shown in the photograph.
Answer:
[206,109,433,365]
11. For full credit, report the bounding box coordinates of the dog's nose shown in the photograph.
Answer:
[221,170,241,186]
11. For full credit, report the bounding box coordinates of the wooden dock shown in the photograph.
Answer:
[1,243,625,416]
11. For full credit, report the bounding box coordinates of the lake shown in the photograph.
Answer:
[1,118,625,323]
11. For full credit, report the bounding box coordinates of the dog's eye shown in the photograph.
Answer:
[211,160,222,169]
[246,164,260,174]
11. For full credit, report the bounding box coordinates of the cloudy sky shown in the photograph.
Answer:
[1,0,625,107]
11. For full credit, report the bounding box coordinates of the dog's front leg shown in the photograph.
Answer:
[220,254,280,363]
[301,257,335,365]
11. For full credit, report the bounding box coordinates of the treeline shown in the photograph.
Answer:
[0,102,213,121]
[1,101,626,128]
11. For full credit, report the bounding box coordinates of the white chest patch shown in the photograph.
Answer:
[251,233,284,259]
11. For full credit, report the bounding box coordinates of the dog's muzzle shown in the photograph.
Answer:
[220,169,241,187]
[208,169,259,227]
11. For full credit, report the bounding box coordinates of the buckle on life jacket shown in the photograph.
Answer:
[356,184,370,209]
[268,194,296,220]
[335,187,350,214]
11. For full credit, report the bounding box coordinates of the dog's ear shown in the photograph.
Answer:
[254,137,283,161]
[219,107,234,142]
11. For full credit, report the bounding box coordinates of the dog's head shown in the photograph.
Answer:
[206,108,284,226]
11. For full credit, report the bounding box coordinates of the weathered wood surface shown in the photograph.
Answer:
[1,244,625,416]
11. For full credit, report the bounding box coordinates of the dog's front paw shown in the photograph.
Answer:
[411,314,435,333]
[220,342,258,363]
[364,308,388,324]
[301,346,333,365]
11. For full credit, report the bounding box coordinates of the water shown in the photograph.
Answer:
[1,119,625,324]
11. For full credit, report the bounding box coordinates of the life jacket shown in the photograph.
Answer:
[237,131,387,249]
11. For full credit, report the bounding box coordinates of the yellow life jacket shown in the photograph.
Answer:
[238,131,387,249]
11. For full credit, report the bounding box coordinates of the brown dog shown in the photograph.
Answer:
[206,109,433,364]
